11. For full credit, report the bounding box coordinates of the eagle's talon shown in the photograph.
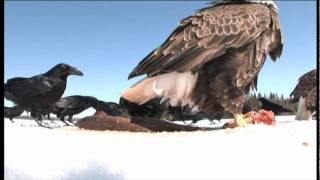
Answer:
[236,119,247,127]
[232,114,254,128]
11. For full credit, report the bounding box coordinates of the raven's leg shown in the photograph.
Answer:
[34,116,52,129]
[47,114,55,123]
[209,120,215,124]
[9,118,15,123]
[60,117,70,126]
[190,120,196,125]
[33,108,53,128]
[67,115,75,125]
[209,116,220,124]
[31,111,44,126]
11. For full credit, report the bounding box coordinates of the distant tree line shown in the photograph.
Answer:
[244,92,297,114]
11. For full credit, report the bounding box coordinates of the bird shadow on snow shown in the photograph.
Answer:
[62,162,124,180]
[5,161,124,180]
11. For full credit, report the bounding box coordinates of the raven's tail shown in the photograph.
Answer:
[4,83,16,103]
[4,105,25,119]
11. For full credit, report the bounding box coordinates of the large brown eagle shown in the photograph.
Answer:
[122,0,283,127]
[290,69,316,120]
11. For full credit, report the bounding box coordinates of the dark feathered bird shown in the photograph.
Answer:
[258,97,292,115]
[94,100,126,116]
[290,69,316,120]
[165,105,223,124]
[4,106,24,122]
[305,87,316,114]
[290,69,316,104]
[119,97,166,118]
[4,63,83,127]
[122,0,283,127]
[34,106,59,121]
[120,96,223,123]
[50,95,98,125]
[242,95,261,114]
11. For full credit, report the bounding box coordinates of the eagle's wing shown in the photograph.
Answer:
[5,76,58,97]
[305,87,316,111]
[128,3,272,79]
[290,69,316,103]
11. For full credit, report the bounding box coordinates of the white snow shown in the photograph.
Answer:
[4,116,317,180]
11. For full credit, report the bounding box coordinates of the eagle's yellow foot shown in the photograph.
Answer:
[234,114,248,127]
[224,114,253,128]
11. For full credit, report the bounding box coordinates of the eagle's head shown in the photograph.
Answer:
[211,0,279,11]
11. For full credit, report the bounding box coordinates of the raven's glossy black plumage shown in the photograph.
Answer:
[4,63,83,126]
[95,100,125,116]
[119,97,166,118]
[50,95,98,125]
[165,106,223,123]
[258,97,292,114]
[120,97,223,123]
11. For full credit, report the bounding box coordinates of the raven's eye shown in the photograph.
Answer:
[61,68,67,72]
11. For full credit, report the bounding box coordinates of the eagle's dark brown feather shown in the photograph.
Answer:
[290,69,316,103]
[128,4,275,79]
[305,87,316,112]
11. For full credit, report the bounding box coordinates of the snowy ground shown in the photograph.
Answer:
[4,116,317,180]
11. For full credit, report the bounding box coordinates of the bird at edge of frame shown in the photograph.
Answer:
[121,0,283,128]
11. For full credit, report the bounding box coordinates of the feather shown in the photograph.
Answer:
[128,3,273,79]
[122,72,198,108]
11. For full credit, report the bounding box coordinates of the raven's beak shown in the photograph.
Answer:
[69,67,83,76]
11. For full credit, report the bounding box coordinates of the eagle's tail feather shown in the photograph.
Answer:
[121,72,198,108]
[121,77,158,105]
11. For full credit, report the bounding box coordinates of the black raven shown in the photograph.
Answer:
[46,96,127,125]
[119,97,223,123]
[119,97,166,118]
[258,97,292,115]
[94,100,126,116]
[164,106,223,124]
[50,95,98,125]
[4,63,83,127]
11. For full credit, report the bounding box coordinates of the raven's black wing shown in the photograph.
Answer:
[54,96,97,109]
[5,75,59,97]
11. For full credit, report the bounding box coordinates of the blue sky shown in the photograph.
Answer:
[4,1,317,107]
